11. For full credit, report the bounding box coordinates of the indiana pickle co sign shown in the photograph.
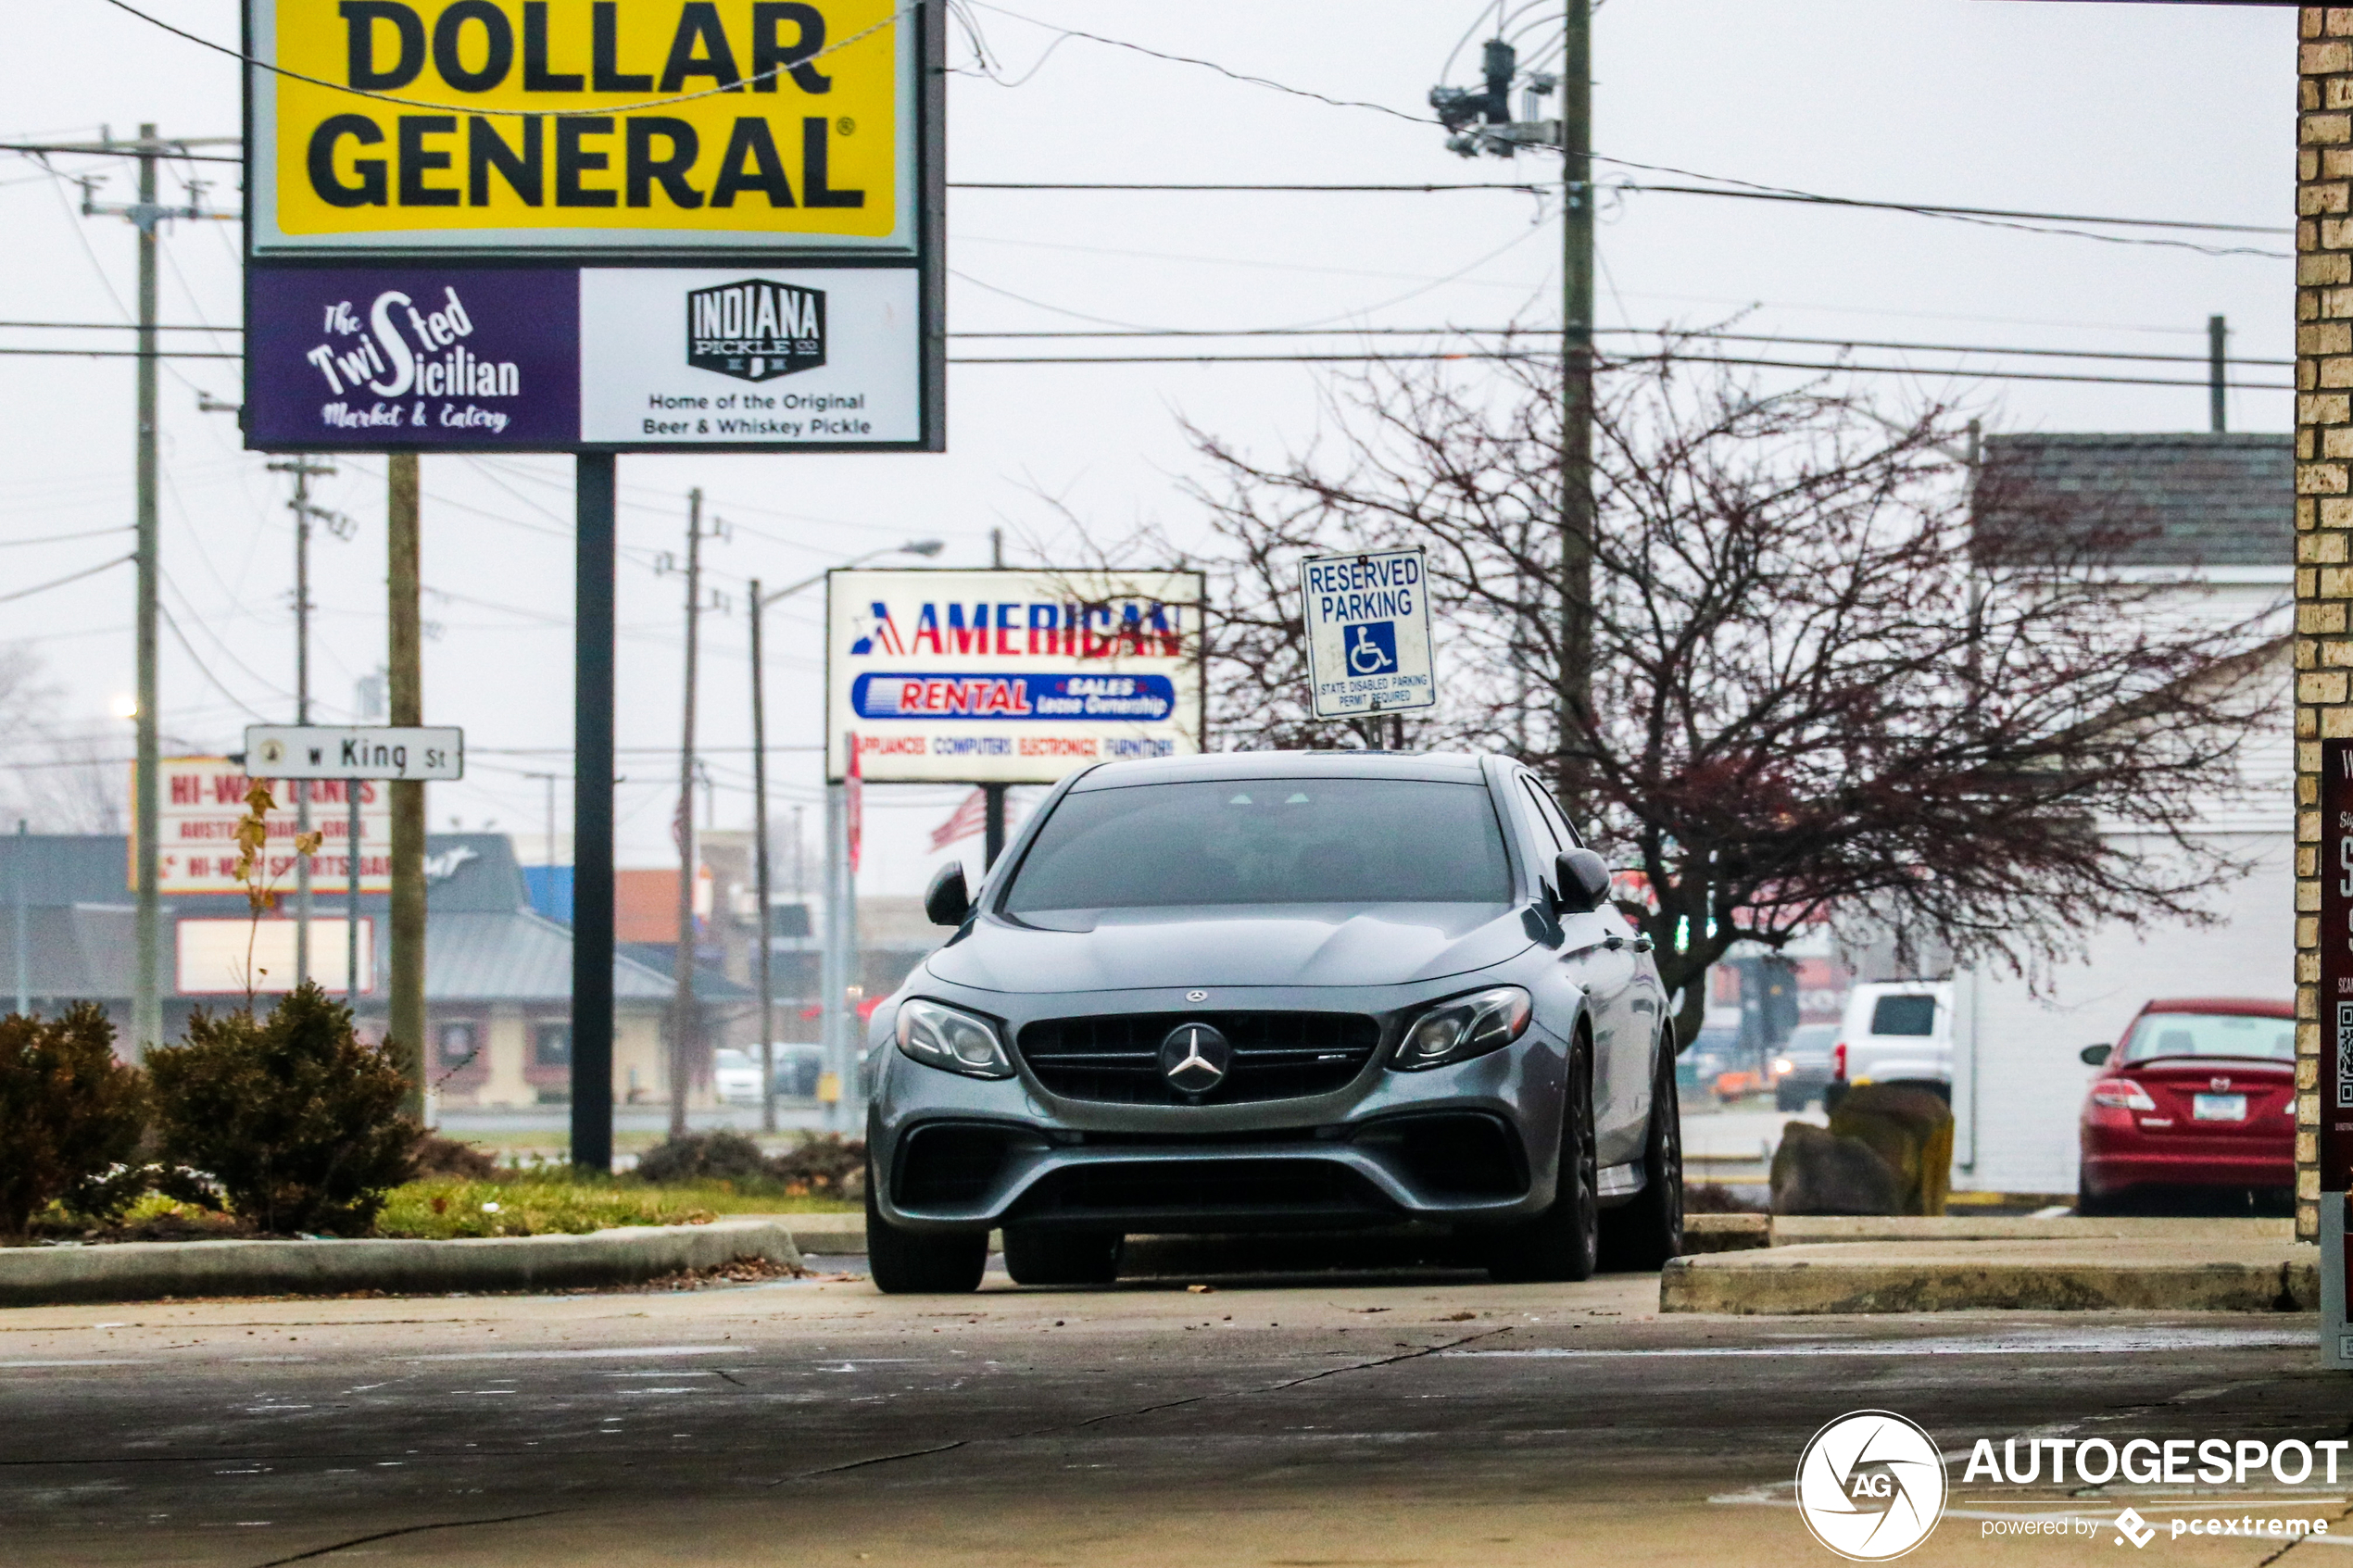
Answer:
[242,0,942,453]
[825,569,1205,784]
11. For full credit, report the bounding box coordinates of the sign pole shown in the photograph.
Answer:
[572,454,617,1173]
[346,784,361,1001]
[2322,737,2353,1368]
[387,453,426,1120]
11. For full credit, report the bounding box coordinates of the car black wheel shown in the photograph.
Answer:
[1487,1034,1600,1284]
[865,1159,987,1295]
[1775,1084,1803,1111]
[2075,1173,2113,1218]
[1601,1038,1684,1272]
[1822,1082,1848,1114]
[1002,1226,1124,1286]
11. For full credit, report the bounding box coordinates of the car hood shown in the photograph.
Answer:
[925,902,1534,994]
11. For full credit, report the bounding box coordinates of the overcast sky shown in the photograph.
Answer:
[0,0,2297,897]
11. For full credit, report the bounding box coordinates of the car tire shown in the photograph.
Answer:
[1775,1084,1804,1112]
[1487,1034,1601,1284]
[1822,1082,1848,1114]
[1002,1226,1123,1287]
[1600,1039,1684,1272]
[864,1160,987,1295]
[2075,1173,2113,1218]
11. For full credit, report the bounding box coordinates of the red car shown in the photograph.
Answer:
[2077,998,2296,1214]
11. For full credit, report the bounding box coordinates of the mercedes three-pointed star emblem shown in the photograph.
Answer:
[1160,1022,1232,1096]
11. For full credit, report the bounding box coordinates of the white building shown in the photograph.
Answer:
[1948,433,2292,1195]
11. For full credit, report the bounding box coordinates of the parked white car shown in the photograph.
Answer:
[1828,981,1953,1110]
[713,1047,764,1104]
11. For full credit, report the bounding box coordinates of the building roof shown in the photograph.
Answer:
[1973,433,2291,569]
[0,833,733,1008]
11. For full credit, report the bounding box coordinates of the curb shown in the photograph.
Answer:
[1660,1240,2321,1315]
[0,1220,802,1307]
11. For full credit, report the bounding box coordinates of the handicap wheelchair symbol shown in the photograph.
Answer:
[1347,621,1399,676]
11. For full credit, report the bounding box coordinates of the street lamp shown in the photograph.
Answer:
[749,540,944,1134]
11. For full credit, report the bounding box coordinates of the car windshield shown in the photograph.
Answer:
[1002,777,1513,913]
[1784,1025,1837,1056]
[2120,1012,2294,1065]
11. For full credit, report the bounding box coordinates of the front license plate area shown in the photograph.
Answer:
[2192,1094,2247,1122]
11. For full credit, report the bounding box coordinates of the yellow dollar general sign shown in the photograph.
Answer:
[252,0,912,250]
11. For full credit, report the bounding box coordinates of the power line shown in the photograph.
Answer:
[1613,184,2288,238]
[0,524,135,548]
[93,0,918,119]
[0,553,132,606]
[944,348,2291,391]
[952,181,2288,239]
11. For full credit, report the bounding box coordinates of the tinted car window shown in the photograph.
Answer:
[1003,779,1513,912]
[1781,1023,1837,1062]
[1869,996,1937,1036]
[2120,1012,2294,1064]
[1517,780,1565,858]
[1523,779,1581,847]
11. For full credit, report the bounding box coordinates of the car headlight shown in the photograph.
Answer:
[1390,985,1533,1072]
[895,997,1013,1079]
[1771,1057,1794,1077]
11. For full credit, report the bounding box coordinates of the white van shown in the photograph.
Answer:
[1827,981,1953,1109]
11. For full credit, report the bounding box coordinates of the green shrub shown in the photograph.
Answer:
[146,984,421,1236]
[0,1004,148,1238]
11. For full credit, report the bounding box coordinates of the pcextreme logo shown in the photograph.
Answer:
[1796,1411,1948,1562]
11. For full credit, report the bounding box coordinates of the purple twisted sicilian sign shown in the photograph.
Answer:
[245,264,923,451]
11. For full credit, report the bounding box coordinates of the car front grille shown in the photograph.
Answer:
[1016,1010,1381,1104]
[1007,1158,1394,1226]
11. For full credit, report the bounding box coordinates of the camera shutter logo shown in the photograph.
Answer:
[1795,1411,1947,1561]
[686,280,826,383]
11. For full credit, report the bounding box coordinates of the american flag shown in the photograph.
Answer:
[929,787,988,853]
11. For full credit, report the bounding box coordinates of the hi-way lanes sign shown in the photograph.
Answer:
[245,725,466,781]
[1300,548,1437,720]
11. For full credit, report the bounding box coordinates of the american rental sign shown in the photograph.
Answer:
[825,570,1205,784]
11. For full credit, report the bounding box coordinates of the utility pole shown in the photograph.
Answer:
[669,490,711,1139]
[2208,314,2229,434]
[1430,10,1590,810]
[267,455,342,990]
[387,454,425,1120]
[747,541,939,1136]
[1560,0,1595,813]
[33,127,228,1051]
[749,576,778,1135]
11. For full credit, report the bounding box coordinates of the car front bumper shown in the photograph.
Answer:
[867,981,1574,1236]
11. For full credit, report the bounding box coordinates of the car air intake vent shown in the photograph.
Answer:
[1017,1011,1380,1104]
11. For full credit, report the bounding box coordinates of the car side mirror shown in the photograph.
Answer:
[1554,848,1613,915]
[924,861,973,928]
[2079,1043,2112,1067]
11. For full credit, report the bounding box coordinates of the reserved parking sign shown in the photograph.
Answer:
[1299,548,1438,720]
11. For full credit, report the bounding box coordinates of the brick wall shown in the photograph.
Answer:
[2296,6,2348,1242]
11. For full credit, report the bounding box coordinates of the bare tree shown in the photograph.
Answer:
[1153,345,2280,1044]
[0,642,128,834]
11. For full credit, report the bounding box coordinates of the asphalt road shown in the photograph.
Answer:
[1,1257,2343,1567]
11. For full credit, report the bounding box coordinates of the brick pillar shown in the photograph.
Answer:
[2296,6,2353,1244]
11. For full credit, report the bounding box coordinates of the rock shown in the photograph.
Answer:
[1770,1122,1902,1217]
[1829,1085,1956,1216]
